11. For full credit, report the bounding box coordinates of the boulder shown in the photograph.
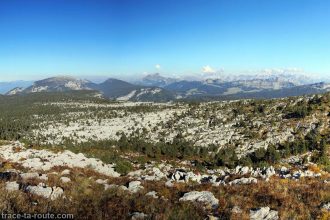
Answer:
[240,166,250,175]
[5,181,20,191]
[60,176,71,183]
[20,172,48,181]
[0,144,120,178]
[171,170,186,182]
[128,181,144,193]
[26,183,63,200]
[280,166,289,174]
[131,212,148,220]
[51,187,64,200]
[250,207,279,220]
[165,180,174,187]
[179,191,219,209]
[321,202,330,211]
[229,177,257,185]
[231,206,242,214]
[208,215,220,220]
[127,170,143,178]
[145,191,158,199]
[26,183,52,199]
[96,179,108,184]
[61,169,71,176]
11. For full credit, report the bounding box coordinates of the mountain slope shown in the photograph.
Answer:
[95,78,175,102]
[166,78,301,98]
[94,78,142,98]
[23,76,96,93]
[138,73,178,87]
[0,80,33,94]
[184,82,330,101]
[5,75,330,102]
[6,87,25,95]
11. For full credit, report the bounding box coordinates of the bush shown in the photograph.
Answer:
[114,160,134,175]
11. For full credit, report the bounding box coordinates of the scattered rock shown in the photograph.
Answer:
[231,206,242,214]
[26,183,52,199]
[165,180,174,187]
[208,215,219,220]
[96,179,108,184]
[321,202,330,211]
[229,177,257,185]
[5,181,20,191]
[128,170,143,178]
[171,170,186,182]
[250,207,279,220]
[235,166,250,175]
[0,145,120,177]
[51,187,64,200]
[280,166,289,174]
[179,191,219,209]
[131,212,148,220]
[26,183,64,200]
[20,172,48,181]
[128,181,144,193]
[145,191,158,199]
[61,169,71,176]
[60,176,71,183]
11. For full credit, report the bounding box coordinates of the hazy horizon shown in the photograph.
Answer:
[0,68,329,84]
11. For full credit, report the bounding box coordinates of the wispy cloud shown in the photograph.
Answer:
[202,65,216,74]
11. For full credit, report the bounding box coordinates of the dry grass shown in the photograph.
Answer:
[0,162,329,219]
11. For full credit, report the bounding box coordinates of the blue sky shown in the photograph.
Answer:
[0,0,329,81]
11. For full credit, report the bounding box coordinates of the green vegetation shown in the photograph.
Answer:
[0,91,329,172]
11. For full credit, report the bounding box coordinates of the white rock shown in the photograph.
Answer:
[172,170,186,182]
[232,206,242,214]
[229,177,258,185]
[165,180,174,187]
[61,169,71,176]
[185,172,202,183]
[96,179,108,184]
[128,170,143,177]
[131,212,148,220]
[5,181,20,191]
[60,176,71,183]
[145,191,158,199]
[26,183,52,199]
[280,166,288,173]
[51,187,64,200]
[26,183,64,200]
[179,191,219,209]
[240,166,250,175]
[250,207,279,220]
[0,144,120,178]
[321,202,330,211]
[128,181,144,193]
[20,172,48,181]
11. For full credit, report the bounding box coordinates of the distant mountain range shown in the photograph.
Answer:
[0,80,33,94]
[5,76,175,102]
[136,73,178,87]
[2,74,330,102]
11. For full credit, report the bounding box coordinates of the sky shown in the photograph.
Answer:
[0,0,329,81]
